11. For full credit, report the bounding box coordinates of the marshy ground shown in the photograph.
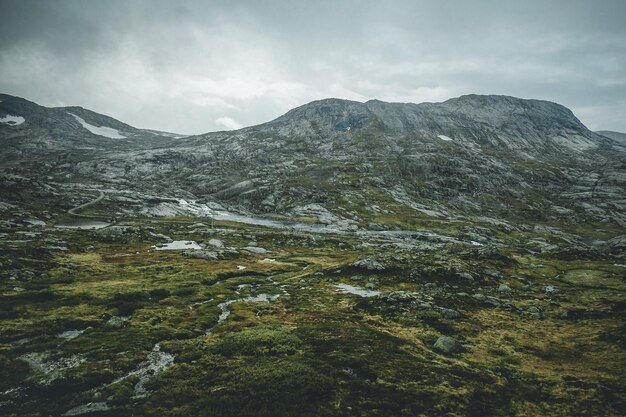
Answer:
[0,213,624,416]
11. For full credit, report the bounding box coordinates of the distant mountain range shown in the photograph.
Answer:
[1,92,625,228]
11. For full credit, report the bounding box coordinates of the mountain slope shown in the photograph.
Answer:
[597,130,626,145]
[1,93,624,417]
[216,95,612,156]
[0,93,184,160]
[0,93,624,229]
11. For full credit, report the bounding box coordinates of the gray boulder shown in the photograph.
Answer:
[208,239,224,248]
[352,257,385,271]
[439,308,461,319]
[243,246,269,254]
[433,336,462,354]
[183,250,218,260]
[498,284,512,293]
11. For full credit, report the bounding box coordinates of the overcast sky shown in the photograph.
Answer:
[1,0,625,134]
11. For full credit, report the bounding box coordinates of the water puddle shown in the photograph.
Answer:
[55,221,111,230]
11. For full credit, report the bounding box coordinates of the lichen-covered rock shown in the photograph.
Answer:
[244,246,269,254]
[183,250,218,260]
[352,257,385,271]
[433,336,462,354]
[498,284,512,293]
[439,308,461,319]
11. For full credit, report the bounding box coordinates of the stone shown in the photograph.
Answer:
[473,293,486,301]
[498,284,512,293]
[243,246,269,254]
[458,272,474,281]
[433,336,462,354]
[208,239,224,248]
[183,250,218,260]
[439,308,461,319]
[526,306,542,319]
[544,285,557,293]
[105,316,129,328]
[352,257,385,271]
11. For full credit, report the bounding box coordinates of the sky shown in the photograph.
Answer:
[0,0,625,135]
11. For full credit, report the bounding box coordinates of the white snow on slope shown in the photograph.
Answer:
[437,134,452,141]
[0,115,25,126]
[69,113,126,139]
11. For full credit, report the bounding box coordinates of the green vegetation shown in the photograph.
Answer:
[0,213,624,417]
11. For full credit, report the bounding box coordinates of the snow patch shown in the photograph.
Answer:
[336,283,380,297]
[153,240,201,250]
[0,115,25,126]
[437,134,452,141]
[69,113,126,139]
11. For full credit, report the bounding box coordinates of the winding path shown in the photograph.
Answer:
[68,190,105,217]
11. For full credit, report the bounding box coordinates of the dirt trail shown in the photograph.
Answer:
[68,190,105,217]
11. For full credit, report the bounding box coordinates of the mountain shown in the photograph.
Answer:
[241,95,606,154]
[0,93,183,160]
[597,130,626,145]
[1,93,625,229]
[1,93,625,417]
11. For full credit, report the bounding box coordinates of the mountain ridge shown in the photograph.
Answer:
[1,92,624,228]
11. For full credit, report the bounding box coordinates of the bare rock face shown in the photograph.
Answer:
[1,92,624,230]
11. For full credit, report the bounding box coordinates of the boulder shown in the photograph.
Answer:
[498,284,512,293]
[243,246,269,254]
[352,257,385,271]
[433,336,462,354]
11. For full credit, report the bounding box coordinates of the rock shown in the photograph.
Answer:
[243,246,269,254]
[208,239,224,248]
[498,284,512,293]
[105,316,129,328]
[423,282,439,291]
[96,226,129,237]
[526,306,542,319]
[379,291,421,303]
[352,257,385,271]
[439,308,461,319]
[544,285,557,293]
[433,336,462,354]
[458,272,474,281]
[149,232,172,242]
[484,296,502,307]
[473,293,486,301]
[183,250,218,260]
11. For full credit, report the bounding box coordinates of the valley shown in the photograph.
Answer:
[0,93,625,416]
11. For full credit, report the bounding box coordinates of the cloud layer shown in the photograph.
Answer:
[1,0,625,134]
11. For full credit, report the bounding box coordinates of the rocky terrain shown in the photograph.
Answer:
[0,93,624,416]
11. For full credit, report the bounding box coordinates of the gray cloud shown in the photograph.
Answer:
[1,0,625,134]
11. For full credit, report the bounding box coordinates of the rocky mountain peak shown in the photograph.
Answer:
[245,94,603,154]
